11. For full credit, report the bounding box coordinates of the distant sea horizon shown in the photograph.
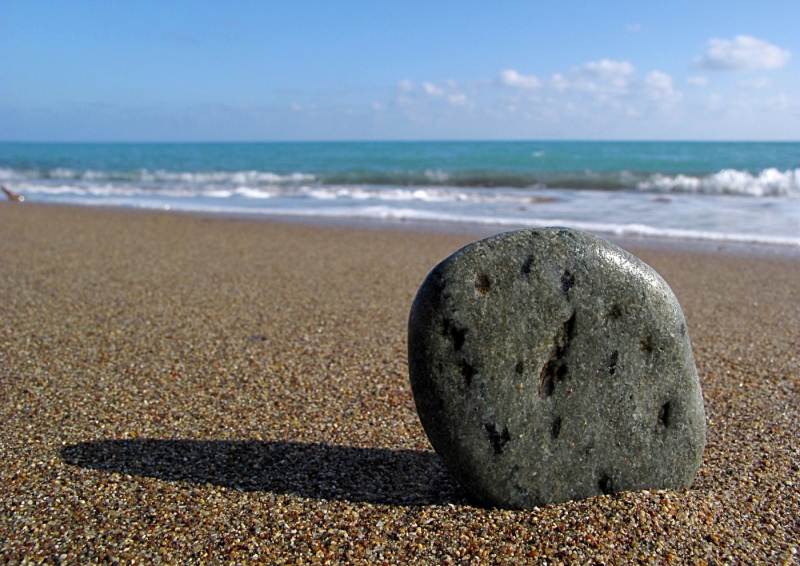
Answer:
[1,140,798,247]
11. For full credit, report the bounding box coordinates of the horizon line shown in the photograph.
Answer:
[2,139,799,144]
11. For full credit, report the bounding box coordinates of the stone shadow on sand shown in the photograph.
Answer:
[61,439,467,506]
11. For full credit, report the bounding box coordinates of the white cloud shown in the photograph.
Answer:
[696,35,791,71]
[687,75,709,87]
[379,58,784,137]
[494,60,683,123]
[644,71,681,105]
[580,59,634,81]
[447,93,469,107]
[645,71,672,90]
[422,82,446,97]
[546,59,635,97]
[626,23,642,32]
[499,69,541,89]
[394,79,470,108]
[397,79,414,92]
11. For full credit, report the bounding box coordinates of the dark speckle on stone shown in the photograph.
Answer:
[598,473,614,495]
[521,256,534,276]
[459,361,475,387]
[551,416,562,439]
[447,323,467,351]
[539,371,554,398]
[680,323,686,337]
[514,361,524,374]
[538,311,576,397]
[658,401,671,428]
[476,273,491,295]
[565,310,577,340]
[608,351,619,375]
[560,270,575,295]
[485,423,511,455]
[606,303,623,321]
[640,334,655,354]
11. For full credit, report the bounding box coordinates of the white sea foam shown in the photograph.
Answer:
[4,165,800,197]
[99,200,798,247]
[3,167,316,185]
[6,168,799,248]
[638,168,800,196]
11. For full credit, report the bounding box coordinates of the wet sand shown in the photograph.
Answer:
[1,203,798,564]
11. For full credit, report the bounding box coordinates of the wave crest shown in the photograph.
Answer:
[638,168,800,197]
[1,166,798,196]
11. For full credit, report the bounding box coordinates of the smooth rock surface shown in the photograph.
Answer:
[408,228,706,509]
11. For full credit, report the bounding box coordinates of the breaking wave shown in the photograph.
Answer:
[1,167,798,196]
[637,168,800,197]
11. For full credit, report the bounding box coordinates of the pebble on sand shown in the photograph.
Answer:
[408,228,706,508]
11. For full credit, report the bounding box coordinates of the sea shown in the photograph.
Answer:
[1,141,798,247]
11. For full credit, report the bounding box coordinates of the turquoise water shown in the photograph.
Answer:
[1,141,798,245]
[2,141,799,191]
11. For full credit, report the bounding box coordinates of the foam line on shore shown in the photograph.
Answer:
[62,197,800,248]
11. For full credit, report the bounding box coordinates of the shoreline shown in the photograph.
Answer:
[1,203,798,563]
[9,201,800,260]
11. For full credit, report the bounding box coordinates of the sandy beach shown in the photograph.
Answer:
[1,203,798,564]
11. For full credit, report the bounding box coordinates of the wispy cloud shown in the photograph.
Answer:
[499,69,541,89]
[397,79,414,92]
[422,82,446,97]
[687,75,709,87]
[695,35,791,71]
[626,23,642,32]
[394,79,471,108]
[491,59,680,122]
[263,57,794,140]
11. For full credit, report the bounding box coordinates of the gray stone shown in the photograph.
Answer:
[408,228,706,509]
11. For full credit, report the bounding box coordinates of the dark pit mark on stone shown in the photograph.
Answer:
[538,311,576,398]
[539,364,567,398]
[608,351,619,375]
[539,371,555,398]
[658,401,671,427]
[460,361,475,387]
[640,334,655,354]
[606,303,623,321]
[446,322,468,352]
[514,361,524,374]
[560,270,575,295]
[598,473,614,495]
[484,423,511,455]
[551,416,562,439]
[680,323,686,337]
[521,256,534,276]
[475,273,491,295]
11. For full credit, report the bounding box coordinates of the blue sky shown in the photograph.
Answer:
[1,1,798,141]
